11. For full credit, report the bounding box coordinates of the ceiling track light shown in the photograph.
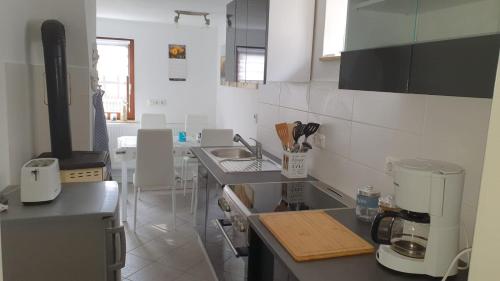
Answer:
[174,10,210,26]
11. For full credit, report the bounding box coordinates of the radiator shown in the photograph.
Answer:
[107,122,139,169]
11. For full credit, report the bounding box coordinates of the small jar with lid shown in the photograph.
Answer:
[378,194,399,213]
[355,186,380,222]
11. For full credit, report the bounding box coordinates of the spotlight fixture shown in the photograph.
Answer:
[174,10,211,26]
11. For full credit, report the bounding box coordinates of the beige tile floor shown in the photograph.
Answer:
[121,183,216,281]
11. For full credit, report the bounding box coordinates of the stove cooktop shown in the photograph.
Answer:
[226,181,349,214]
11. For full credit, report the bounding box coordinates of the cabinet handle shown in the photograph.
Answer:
[106,225,126,270]
[214,219,249,258]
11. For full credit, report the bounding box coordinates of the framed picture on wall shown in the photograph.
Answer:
[169,44,187,81]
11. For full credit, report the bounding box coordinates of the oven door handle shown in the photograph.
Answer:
[214,219,249,258]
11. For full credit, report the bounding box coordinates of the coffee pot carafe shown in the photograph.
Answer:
[372,210,430,259]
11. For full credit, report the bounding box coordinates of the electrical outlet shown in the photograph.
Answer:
[384,156,400,175]
[313,133,326,149]
[148,99,167,106]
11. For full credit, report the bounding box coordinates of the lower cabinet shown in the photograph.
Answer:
[196,162,248,281]
[248,227,298,281]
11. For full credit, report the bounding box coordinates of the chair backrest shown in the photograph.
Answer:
[135,129,175,188]
[185,114,208,138]
[201,129,234,147]
[141,114,167,129]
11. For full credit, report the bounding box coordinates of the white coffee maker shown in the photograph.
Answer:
[371,159,465,277]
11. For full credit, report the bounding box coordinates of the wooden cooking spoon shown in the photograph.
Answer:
[275,123,290,151]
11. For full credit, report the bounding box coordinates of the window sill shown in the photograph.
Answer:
[319,55,341,62]
[220,81,259,89]
[106,120,137,124]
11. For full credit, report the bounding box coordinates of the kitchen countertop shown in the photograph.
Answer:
[248,208,468,281]
[191,146,316,185]
[0,181,119,222]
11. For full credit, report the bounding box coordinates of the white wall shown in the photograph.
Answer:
[217,0,495,247]
[216,86,258,140]
[0,0,94,186]
[97,18,219,127]
[469,53,500,281]
[214,10,260,140]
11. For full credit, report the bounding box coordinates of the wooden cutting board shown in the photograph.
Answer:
[259,210,374,262]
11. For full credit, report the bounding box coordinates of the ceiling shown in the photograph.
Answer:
[97,0,229,25]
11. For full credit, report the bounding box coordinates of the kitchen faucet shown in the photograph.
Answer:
[233,134,262,160]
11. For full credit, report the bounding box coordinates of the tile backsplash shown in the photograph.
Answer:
[257,81,492,242]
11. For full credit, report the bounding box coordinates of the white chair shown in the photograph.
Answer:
[185,129,234,216]
[185,114,209,139]
[141,113,167,129]
[180,114,209,195]
[133,129,176,231]
[200,129,234,147]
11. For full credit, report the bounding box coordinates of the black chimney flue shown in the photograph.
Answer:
[41,20,72,159]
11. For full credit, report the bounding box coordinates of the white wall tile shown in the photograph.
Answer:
[308,113,351,158]
[308,149,394,198]
[421,95,492,207]
[258,82,280,105]
[278,106,308,124]
[460,203,477,251]
[257,126,283,158]
[350,122,421,172]
[279,83,309,111]
[308,149,355,197]
[309,81,354,120]
[352,92,426,134]
[258,103,280,133]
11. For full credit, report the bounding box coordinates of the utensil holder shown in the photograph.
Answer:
[281,151,307,178]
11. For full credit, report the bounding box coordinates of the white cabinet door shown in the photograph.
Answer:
[266,0,315,82]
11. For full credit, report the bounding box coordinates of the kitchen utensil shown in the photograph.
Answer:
[275,123,290,151]
[372,211,430,259]
[292,124,305,152]
[371,158,465,277]
[355,185,380,222]
[287,123,295,150]
[259,211,374,262]
[301,123,320,151]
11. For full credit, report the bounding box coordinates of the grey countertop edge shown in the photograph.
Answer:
[248,208,468,281]
[0,181,119,222]
[191,146,317,185]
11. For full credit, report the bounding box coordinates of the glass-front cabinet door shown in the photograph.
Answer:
[344,0,500,51]
[345,0,419,51]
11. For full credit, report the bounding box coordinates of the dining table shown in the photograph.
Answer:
[115,135,200,221]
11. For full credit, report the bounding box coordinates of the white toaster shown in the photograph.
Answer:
[20,158,62,203]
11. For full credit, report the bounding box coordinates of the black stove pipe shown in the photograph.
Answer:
[41,20,72,159]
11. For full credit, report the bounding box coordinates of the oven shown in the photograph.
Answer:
[204,181,353,281]
[205,184,249,281]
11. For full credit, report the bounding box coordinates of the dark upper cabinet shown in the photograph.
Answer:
[225,0,268,83]
[410,34,500,98]
[339,34,500,98]
[339,45,412,93]
[225,0,237,82]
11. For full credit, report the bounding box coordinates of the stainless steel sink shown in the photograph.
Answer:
[210,148,253,159]
[202,147,281,173]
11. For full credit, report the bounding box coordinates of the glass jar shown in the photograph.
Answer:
[356,186,380,222]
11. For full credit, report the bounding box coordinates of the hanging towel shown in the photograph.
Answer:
[93,87,111,171]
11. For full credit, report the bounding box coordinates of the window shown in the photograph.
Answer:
[322,0,349,57]
[237,47,266,82]
[96,37,135,120]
